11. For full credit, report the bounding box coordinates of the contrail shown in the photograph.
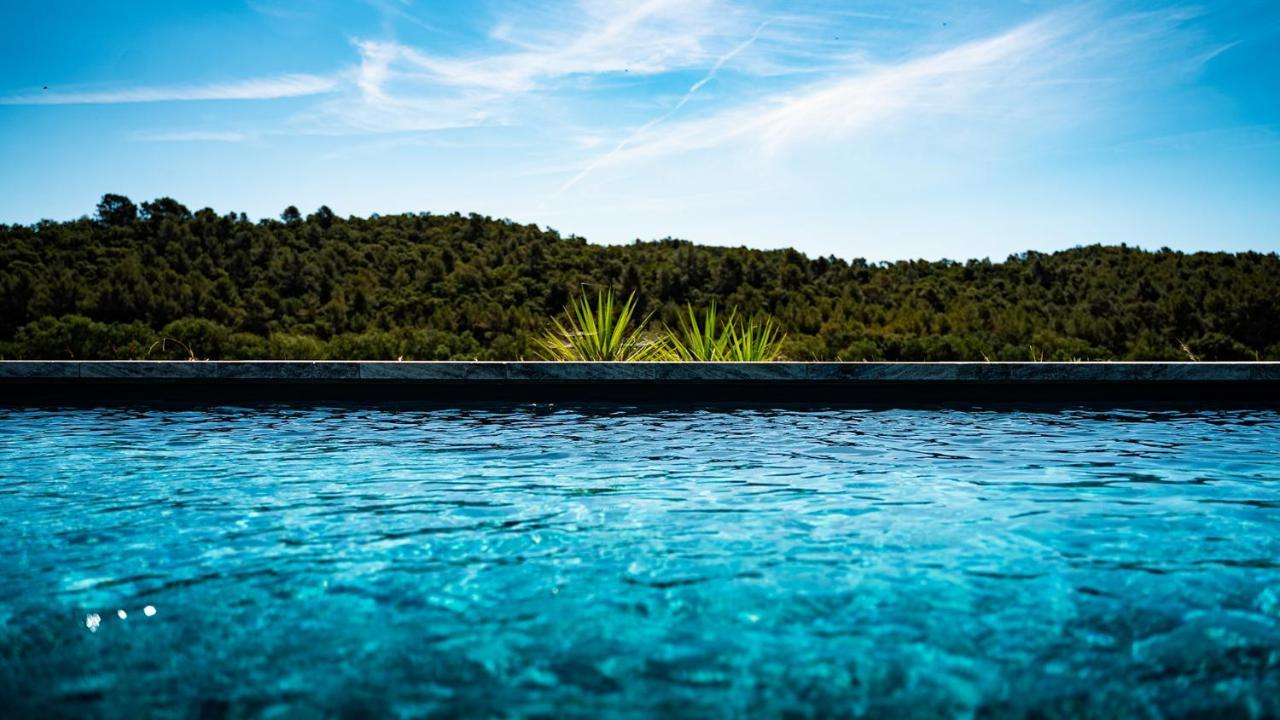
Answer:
[555,21,770,196]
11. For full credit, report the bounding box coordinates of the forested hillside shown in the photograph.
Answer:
[2,195,1277,361]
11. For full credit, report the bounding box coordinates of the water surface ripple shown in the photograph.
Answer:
[1,405,1279,717]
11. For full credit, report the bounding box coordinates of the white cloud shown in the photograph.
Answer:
[557,20,772,194]
[0,74,339,105]
[14,0,1214,169]
[302,0,752,134]
[382,0,731,93]
[563,7,1207,173]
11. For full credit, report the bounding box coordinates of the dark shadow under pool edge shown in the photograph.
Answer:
[3,380,1279,407]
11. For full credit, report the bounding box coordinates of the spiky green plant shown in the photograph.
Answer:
[537,289,666,361]
[665,303,735,361]
[725,315,786,361]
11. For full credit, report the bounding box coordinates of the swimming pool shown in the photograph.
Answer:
[2,405,1278,717]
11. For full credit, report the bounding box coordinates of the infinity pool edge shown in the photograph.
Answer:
[3,361,1279,404]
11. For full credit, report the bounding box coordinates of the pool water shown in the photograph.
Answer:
[1,405,1278,718]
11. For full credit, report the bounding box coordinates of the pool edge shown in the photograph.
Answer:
[2,361,1278,405]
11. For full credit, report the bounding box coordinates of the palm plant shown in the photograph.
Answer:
[537,288,666,361]
[664,303,785,361]
[665,303,735,361]
[725,315,786,361]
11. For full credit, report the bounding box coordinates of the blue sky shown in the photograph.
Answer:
[0,0,1276,260]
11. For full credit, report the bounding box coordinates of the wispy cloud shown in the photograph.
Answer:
[301,0,753,134]
[6,0,1218,170]
[380,0,733,93]
[0,73,339,105]
[557,7,1208,176]
[1190,40,1241,67]
[557,20,772,195]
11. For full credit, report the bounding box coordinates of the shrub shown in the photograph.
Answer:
[725,315,786,361]
[666,303,733,361]
[268,334,327,360]
[13,315,157,359]
[538,289,666,361]
[158,318,231,359]
[1185,332,1256,361]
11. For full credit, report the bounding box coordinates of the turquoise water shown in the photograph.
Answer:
[1,405,1279,718]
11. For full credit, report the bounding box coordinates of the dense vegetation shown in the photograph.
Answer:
[2,194,1277,361]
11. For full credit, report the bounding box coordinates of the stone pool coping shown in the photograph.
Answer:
[2,361,1279,404]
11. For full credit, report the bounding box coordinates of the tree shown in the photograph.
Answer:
[1,196,1278,361]
[311,205,336,229]
[95,194,137,227]
[139,197,190,222]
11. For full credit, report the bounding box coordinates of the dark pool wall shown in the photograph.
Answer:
[3,361,1280,404]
